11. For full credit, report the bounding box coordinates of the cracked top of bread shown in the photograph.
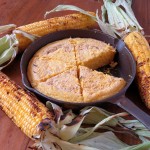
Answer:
[27,37,126,103]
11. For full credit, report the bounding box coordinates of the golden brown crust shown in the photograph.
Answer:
[34,38,76,66]
[27,37,125,103]
[73,38,116,69]
[79,66,126,102]
[35,67,83,102]
[27,57,74,86]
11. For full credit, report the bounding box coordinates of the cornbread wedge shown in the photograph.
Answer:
[73,38,116,69]
[34,39,76,65]
[124,32,150,108]
[35,67,83,102]
[28,57,74,87]
[0,72,53,138]
[79,66,126,102]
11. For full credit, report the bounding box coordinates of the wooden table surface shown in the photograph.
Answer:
[0,0,150,149]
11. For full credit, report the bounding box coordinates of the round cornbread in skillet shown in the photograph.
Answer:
[27,38,126,103]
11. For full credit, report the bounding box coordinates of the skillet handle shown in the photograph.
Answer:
[115,96,150,130]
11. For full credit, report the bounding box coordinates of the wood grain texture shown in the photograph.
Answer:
[134,0,149,31]
[0,0,150,149]
[132,0,150,42]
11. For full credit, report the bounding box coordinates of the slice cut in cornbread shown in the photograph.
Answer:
[79,66,126,102]
[73,38,116,69]
[34,38,76,65]
[27,37,120,103]
[35,67,83,102]
[27,57,74,87]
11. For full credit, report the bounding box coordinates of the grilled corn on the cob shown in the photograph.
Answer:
[15,12,96,51]
[124,31,150,108]
[0,72,53,138]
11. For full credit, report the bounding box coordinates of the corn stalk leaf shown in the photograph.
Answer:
[59,115,85,141]
[70,112,128,143]
[80,106,118,126]
[101,5,107,23]
[58,110,76,127]
[114,0,143,31]
[79,132,128,149]
[0,24,16,34]
[33,128,99,150]
[36,102,150,150]
[44,5,96,21]
[103,0,128,30]
[13,29,39,41]
[120,142,150,150]
[96,9,117,38]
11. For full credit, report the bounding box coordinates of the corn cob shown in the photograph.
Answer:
[124,31,150,108]
[0,71,53,138]
[15,12,96,51]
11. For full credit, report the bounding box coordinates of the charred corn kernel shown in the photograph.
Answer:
[0,72,53,138]
[124,31,150,108]
[15,12,96,51]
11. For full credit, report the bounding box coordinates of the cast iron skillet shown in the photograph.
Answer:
[21,29,150,129]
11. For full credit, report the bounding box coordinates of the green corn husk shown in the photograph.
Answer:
[0,24,38,70]
[44,0,143,38]
[0,34,18,70]
[31,102,150,150]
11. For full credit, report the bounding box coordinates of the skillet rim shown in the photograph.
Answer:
[20,29,136,107]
